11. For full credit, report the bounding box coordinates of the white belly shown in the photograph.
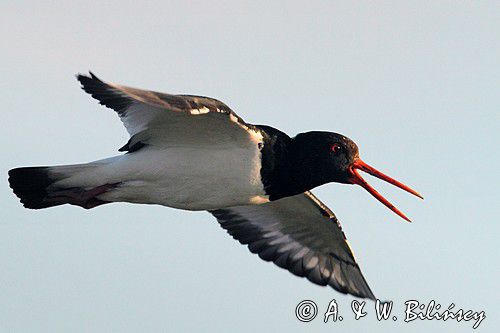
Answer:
[96,144,269,210]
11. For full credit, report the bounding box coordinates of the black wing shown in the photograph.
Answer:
[211,191,376,300]
[76,72,254,152]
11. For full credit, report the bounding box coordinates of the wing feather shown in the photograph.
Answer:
[210,191,376,300]
[76,72,253,151]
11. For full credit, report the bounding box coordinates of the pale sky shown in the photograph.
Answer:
[1,1,498,332]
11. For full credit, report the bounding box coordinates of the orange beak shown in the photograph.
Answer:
[349,159,423,222]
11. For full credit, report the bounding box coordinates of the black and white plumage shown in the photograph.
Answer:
[211,192,375,299]
[9,72,423,300]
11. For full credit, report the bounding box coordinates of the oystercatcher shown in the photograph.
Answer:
[8,72,422,300]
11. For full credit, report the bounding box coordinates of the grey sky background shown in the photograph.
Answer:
[1,1,498,332]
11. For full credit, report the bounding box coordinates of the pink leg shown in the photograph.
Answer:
[45,183,119,209]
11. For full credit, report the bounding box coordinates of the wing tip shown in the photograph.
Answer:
[76,71,102,87]
[75,71,132,112]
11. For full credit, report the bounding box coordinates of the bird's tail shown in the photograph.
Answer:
[8,164,117,209]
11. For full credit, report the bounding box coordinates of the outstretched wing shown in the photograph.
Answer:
[211,191,376,300]
[77,72,260,152]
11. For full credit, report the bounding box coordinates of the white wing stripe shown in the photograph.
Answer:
[210,192,376,300]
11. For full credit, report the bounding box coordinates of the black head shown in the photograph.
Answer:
[291,132,359,184]
[281,131,423,222]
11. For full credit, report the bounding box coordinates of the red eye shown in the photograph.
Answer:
[331,143,342,154]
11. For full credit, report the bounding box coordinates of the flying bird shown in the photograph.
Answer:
[8,72,423,300]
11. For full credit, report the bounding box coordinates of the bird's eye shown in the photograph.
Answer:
[331,143,342,154]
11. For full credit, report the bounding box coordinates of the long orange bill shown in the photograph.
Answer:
[349,159,423,222]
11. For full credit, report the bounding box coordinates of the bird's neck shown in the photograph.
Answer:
[258,128,328,200]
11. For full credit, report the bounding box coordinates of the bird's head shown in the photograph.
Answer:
[291,132,423,222]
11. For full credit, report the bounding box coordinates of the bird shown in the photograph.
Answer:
[8,72,423,300]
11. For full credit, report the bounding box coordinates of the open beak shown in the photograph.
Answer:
[348,159,423,222]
